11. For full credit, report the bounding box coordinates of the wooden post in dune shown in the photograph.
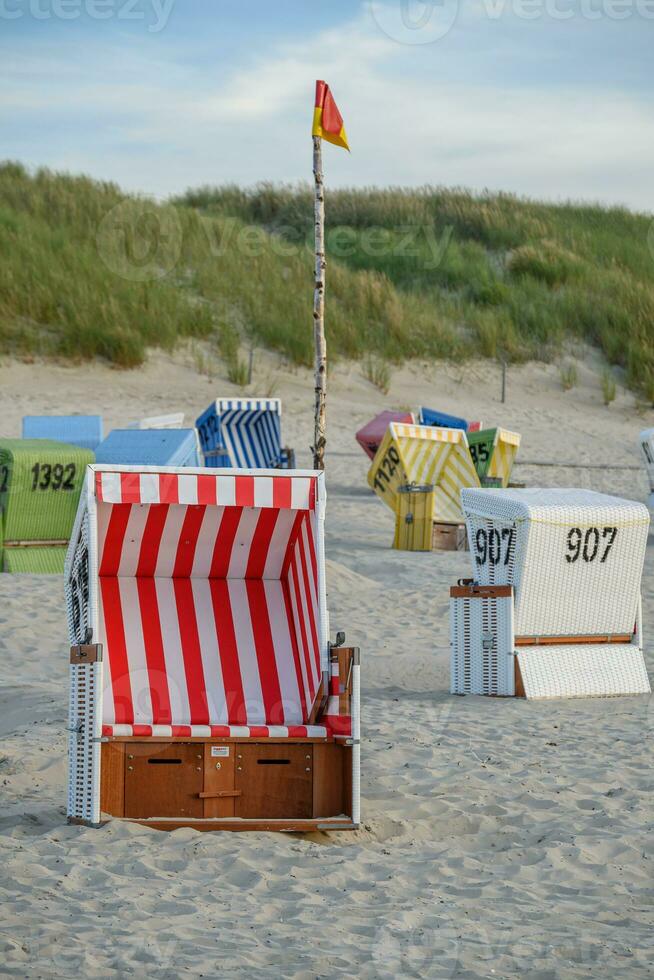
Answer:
[311,80,349,472]
[312,135,327,471]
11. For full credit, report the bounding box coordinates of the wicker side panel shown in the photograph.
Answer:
[450,592,514,696]
[65,510,91,645]
[639,429,654,493]
[67,660,102,823]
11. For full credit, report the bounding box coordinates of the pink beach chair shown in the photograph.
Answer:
[355,410,415,460]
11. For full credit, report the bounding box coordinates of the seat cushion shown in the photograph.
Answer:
[102,723,329,738]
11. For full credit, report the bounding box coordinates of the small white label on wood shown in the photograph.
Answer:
[211,746,230,757]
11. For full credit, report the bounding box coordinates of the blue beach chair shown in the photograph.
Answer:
[94,429,200,467]
[22,415,103,452]
[418,407,468,431]
[196,398,295,469]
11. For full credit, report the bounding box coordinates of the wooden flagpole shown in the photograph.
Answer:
[313,134,327,471]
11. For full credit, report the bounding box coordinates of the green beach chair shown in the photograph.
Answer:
[467,427,521,487]
[0,439,92,574]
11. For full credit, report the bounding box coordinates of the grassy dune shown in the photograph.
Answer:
[2,163,653,399]
[180,184,654,399]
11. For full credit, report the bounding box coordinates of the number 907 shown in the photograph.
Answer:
[475,527,515,567]
[566,526,617,564]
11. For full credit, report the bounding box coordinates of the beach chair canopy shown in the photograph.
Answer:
[418,407,468,431]
[369,423,480,523]
[468,427,521,486]
[0,438,92,573]
[95,429,200,468]
[196,398,284,469]
[639,428,654,494]
[128,413,185,430]
[460,487,649,638]
[22,415,103,452]
[66,466,331,738]
[355,410,414,461]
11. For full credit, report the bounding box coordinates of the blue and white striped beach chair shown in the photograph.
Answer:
[196,398,295,469]
[22,415,103,452]
[94,429,201,467]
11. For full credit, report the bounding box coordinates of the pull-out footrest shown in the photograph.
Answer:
[516,644,651,699]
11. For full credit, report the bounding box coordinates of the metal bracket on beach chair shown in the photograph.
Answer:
[69,644,102,664]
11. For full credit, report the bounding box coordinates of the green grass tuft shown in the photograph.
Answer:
[601,368,617,406]
[362,355,392,395]
[560,362,579,391]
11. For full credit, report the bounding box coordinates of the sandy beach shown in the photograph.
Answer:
[0,346,653,978]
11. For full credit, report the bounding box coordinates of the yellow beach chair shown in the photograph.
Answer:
[368,423,480,525]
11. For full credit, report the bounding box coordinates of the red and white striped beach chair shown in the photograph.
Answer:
[65,466,360,831]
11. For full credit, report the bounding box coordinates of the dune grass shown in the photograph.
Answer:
[0,162,462,370]
[2,162,654,401]
[179,183,654,399]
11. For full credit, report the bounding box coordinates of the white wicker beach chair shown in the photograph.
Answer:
[639,428,654,509]
[450,488,650,699]
[127,413,185,429]
[65,465,359,830]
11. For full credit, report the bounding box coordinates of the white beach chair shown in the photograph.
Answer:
[639,428,654,510]
[450,488,650,699]
[65,465,360,830]
[127,413,186,429]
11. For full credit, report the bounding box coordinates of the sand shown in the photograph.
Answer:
[0,345,653,979]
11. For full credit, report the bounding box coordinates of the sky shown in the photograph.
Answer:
[1,0,653,210]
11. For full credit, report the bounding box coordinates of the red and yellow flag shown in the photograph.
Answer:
[312,80,349,150]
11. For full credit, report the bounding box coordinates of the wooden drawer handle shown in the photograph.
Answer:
[199,791,242,799]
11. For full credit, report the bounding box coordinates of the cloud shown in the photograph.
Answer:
[0,5,652,210]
